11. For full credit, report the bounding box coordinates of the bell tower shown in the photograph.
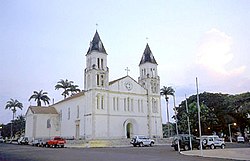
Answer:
[84,30,109,91]
[138,43,160,95]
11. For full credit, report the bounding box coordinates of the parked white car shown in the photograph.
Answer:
[130,135,155,147]
[237,136,245,143]
[201,135,225,149]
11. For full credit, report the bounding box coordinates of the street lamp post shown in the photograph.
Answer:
[228,123,236,143]
[0,125,2,136]
[173,94,180,152]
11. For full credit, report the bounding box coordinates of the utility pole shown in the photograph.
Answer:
[185,94,192,150]
[196,77,203,156]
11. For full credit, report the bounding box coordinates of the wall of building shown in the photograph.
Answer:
[53,95,85,139]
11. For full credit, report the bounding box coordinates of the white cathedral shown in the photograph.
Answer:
[25,31,163,141]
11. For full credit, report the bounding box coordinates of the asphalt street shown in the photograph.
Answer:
[0,143,237,161]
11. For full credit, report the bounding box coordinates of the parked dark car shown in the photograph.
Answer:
[171,134,200,151]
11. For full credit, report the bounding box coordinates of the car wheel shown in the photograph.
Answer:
[139,142,143,147]
[221,144,225,149]
[210,144,215,149]
[61,145,64,148]
[150,142,154,147]
[184,145,189,151]
[202,139,207,146]
[133,144,136,147]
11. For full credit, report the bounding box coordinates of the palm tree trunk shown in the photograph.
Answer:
[11,112,14,139]
[38,100,41,106]
[166,100,170,137]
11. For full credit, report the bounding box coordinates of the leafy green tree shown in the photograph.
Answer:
[160,86,175,137]
[5,99,23,138]
[177,92,250,138]
[0,115,25,138]
[13,115,26,137]
[162,123,175,137]
[228,92,250,136]
[55,79,81,98]
[29,90,50,106]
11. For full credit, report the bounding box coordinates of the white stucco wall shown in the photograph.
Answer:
[53,94,85,139]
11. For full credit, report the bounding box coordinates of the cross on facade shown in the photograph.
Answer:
[125,67,130,76]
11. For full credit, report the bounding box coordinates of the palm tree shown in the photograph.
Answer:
[5,99,23,138]
[160,86,175,137]
[29,90,50,106]
[55,79,80,98]
[68,84,81,96]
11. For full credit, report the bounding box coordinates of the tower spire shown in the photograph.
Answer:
[139,44,157,65]
[86,30,107,55]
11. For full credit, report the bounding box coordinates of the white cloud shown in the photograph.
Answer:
[196,28,246,77]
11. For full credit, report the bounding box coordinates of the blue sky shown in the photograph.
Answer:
[1,0,250,124]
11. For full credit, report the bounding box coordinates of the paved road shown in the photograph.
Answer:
[0,143,234,161]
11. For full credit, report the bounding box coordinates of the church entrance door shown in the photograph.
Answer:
[126,123,132,138]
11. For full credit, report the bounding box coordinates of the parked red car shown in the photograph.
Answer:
[44,137,66,148]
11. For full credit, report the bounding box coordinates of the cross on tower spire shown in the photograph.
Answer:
[96,23,98,30]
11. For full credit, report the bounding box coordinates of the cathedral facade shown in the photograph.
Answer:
[25,31,163,140]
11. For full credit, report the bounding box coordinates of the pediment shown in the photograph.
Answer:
[109,76,146,94]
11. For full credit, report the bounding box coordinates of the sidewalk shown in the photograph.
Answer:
[181,148,250,161]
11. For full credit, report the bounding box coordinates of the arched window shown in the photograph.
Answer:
[101,96,104,109]
[138,100,140,112]
[47,119,51,128]
[127,98,130,111]
[68,108,70,120]
[96,95,100,109]
[97,58,100,69]
[131,99,134,111]
[101,59,104,69]
[152,98,158,113]
[100,75,104,86]
[124,98,126,111]
[77,105,79,118]
[113,97,116,111]
[141,100,144,112]
[97,74,100,86]
[116,97,119,111]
